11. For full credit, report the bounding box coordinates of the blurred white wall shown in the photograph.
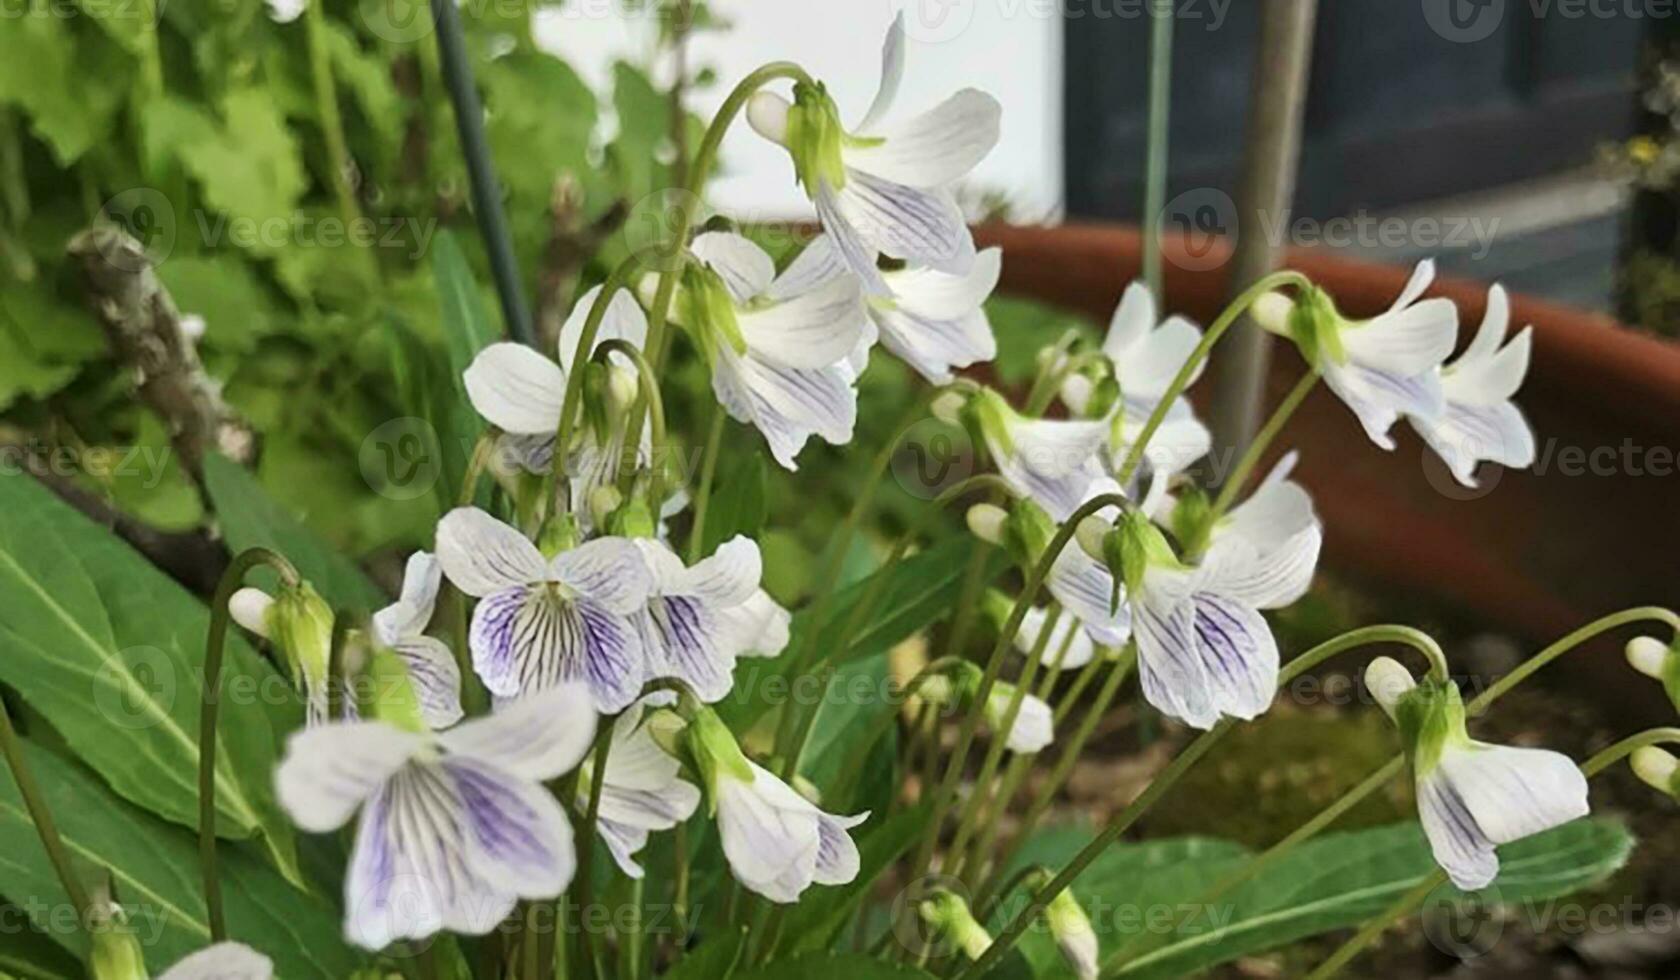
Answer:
[533,0,1063,219]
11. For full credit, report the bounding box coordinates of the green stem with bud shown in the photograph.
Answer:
[551,253,650,497]
[1115,270,1312,487]
[201,548,301,941]
[957,625,1445,979]
[594,339,670,516]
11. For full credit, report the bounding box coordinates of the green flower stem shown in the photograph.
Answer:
[830,658,967,807]
[1200,370,1320,547]
[1301,731,1680,980]
[1140,0,1175,300]
[958,625,1444,978]
[574,725,615,980]
[305,0,369,259]
[623,877,644,980]
[670,821,690,966]
[769,390,944,770]
[909,492,1134,884]
[202,548,300,942]
[593,339,670,514]
[1105,607,1678,975]
[457,428,500,509]
[0,695,92,929]
[946,606,1065,881]
[977,648,1137,913]
[686,407,728,563]
[550,253,650,493]
[1115,270,1312,487]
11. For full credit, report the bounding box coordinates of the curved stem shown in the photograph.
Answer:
[0,696,93,928]
[1301,732,1680,980]
[958,624,1445,979]
[1115,270,1311,486]
[594,339,669,514]
[201,548,300,942]
[1468,606,1680,712]
[686,407,727,563]
[909,492,1133,882]
[457,428,499,509]
[550,253,649,492]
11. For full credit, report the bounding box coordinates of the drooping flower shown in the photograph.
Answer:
[745,13,1001,295]
[1365,657,1589,891]
[669,231,869,470]
[435,507,652,713]
[969,388,1110,521]
[579,697,700,878]
[1063,281,1211,478]
[684,706,866,903]
[1046,887,1100,980]
[719,588,792,659]
[983,679,1054,754]
[1408,284,1536,488]
[1118,508,1317,730]
[773,233,1000,383]
[1001,597,1097,670]
[1626,635,1680,712]
[1631,746,1680,799]
[371,552,464,729]
[1258,260,1458,450]
[275,657,597,949]
[631,535,764,702]
[228,580,335,726]
[1001,497,1131,649]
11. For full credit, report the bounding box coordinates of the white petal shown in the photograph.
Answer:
[1460,284,1510,364]
[1413,400,1536,488]
[836,170,974,275]
[462,343,566,435]
[1342,299,1459,376]
[159,943,273,980]
[737,272,867,370]
[1047,549,1131,648]
[846,89,1001,187]
[275,722,426,834]
[713,347,857,471]
[690,232,776,304]
[873,306,995,385]
[557,285,649,373]
[766,235,851,302]
[717,764,822,903]
[393,636,465,730]
[1391,259,1438,312]
[597,814,654,878]
[1219,469,1317,557]
[1321,362,1444,450]
[435,508,546,597]
[1200,523,1320,611]
[883,247,1001,321]
[1115,398,1211,477]
[374,552,444,646]
[814,182,890,297]
[640,599,736,703]
[1103,281,1158,359]
[1185,592,1279,721]
[439,756,578,899]
[550,537,655,614]
[681,536,763,607]
[856,10,905,134]
[1438,743,1590,846]
[988,688,1054,754]
[812,810,870,885]
[1132,586,1220,730]
[469,586,646,713]
[1416,771,1500,891]
[1116,316,1205,401]
[437,683,597,782]
[1014,606,1097,669]
[718,589,792,658]
[1446,323,1531,406]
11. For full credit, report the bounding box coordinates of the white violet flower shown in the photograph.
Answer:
[371,552,464,729]
[632,535,765,702]
[579,696,700,878]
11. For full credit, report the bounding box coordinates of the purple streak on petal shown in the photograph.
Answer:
[443,760,557,869]
[469,586,529,696]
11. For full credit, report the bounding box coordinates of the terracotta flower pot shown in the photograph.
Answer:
[977,222,1680,719]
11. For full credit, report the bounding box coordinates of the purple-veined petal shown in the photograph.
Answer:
[598,814,654,878]
[1412,399,1536,489]
[681,536,763,607]
[845,88,1001,187]
[767,234,851,302]
[1047,549,1131,648]
[639,597,736,703]
[275,722,426,834]
[872,306,996,386]
[715,763,822,903]
[470,587,645,713]
[814,182,890,297]
[1321,362,1444,451]
[549,537,654,615]
[1200,520,1321,611]
[435,508,546,598]
[437,682,597,782]
[1437,742,1590,846]
[737,272,868,370]
[691,231,777,304]
[1188,592,1279,721]
[393,636,464,730]
[1132,584,1220,730]
[462,343,566,435]
[374,552,444,647]
[712,346,858,471]
[439,756,577,899]
[1416,771,1501,892]
[812,810,870,885]
[835,169,974,275]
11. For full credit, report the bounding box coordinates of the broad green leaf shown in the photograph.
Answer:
[0,917,79,979]
[1112,819,1634,979]
[0,18,126,165]
[430,232,499,496]
[733,953,935,980]
[663,927,746,980]
[481,51,598,206]
[0,475,298,876]
[155,256,280,354]
[0,284,105,411]
[700,452,768,557]
[173,89,306,246]
[779,806,930,956]
[0,742,361,978]
[202,453,386,613]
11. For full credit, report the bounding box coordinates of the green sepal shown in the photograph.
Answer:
[684,706,755,813]
[1393,677,1468,776]
[1169,486,1213,552]
[365,646,428,734]
[538,512,580,559]
[269,581,334,709]
[1085,372,1121,421]
[1287,286,1348,370]
[965,388,1017,459]
[681,264,748,365]
[87,901,147,980]
[786,81,849,193]
[1117,511,1184,596]
[1004,498,1058,569]
[1661,642,1680,713]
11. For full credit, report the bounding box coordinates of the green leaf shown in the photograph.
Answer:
[171,89,307,246]
[0,742,362,978]
[0,475,298,874]
[0,18,126,165]
[480,51,597,206]
[202,453,386,613]
[0,285,106,411]
[0,916,79,979]
[430,231,499,495]
[663,928,746,980]
[733,953,935,980]
[154,256,280,354]
[779,806,930,956]
[700,452,768,557]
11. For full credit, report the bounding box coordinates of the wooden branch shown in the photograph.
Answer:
[67,227,256,482]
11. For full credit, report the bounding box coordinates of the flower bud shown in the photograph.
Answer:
[87,889,146,980]
[745,91,791,145]
[265,582,335,725]
[966,503,1008,546]
[683,706,755,811]
[228,587,275,638]
[919,890,992,962]
[1075,515,1111,564]
[1364,657,1417,721]
[1250,291,1294,336]
[1047,888,1100,980]
[606,365,641,415]
[589,485,625,532]
[1626,636,1672,680]
[1631,746,1680,798]
[931,389,969,426]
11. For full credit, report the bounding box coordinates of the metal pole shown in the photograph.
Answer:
[1207,0,1319,471]
[1140,0,1176,301]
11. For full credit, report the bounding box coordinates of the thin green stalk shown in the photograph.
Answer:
[908,492,1133,883]
[1204,371,1320,531]
[1300,731,1680,980]
[959,626,1445,978]
[457,428,499,509]
[202,548,300,941]
[622,878,644,980]
[1105,608,1678,975]
[946,606,1064,879]
[671,820,690,966]
[429,0,533,345]
[573,726,615,979]
[305,0,368,247]
[0,696,93,926]
[550,254,649,491]
[687,407,727,563]
[831,658,966,807]
[1115,271,1312,486]
[594,339,669,513]
[1140,0,1175,300]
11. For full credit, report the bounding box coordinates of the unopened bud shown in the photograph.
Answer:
[1047,888,1099,980]
[588,485,624,532]
[1251,291,1294,335]
[919,890,992,962]
[746,91,791,145]
[228,588,275,638]
[931,389,968,426]
[1631,746,1680,798]
[1075,515,1110,564]
[87,889,146,980]
[1364,656,1417,721]
[1626,636,1671,680]
[966,503,1008,545]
